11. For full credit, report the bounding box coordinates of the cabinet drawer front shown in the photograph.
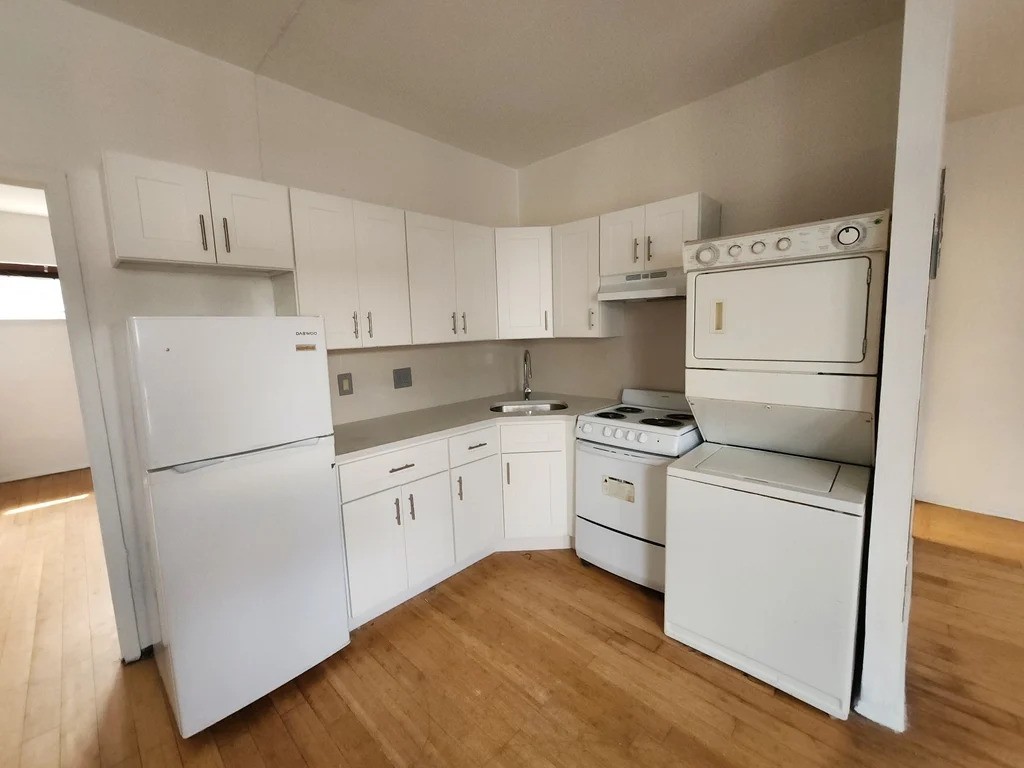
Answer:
[500,423,565,453]
[339,440,448,502]
[449,426,499,466]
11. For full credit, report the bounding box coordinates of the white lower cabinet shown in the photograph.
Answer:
[502,451,567,540]
[341,488,410,618]
[403,472,456,586]
[451,455,504,562]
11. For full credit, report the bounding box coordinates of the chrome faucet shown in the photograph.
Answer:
[522,349,532,400]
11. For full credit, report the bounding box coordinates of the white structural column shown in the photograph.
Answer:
[855,0,955,731]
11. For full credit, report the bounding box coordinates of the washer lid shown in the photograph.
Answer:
[668,443,870,516]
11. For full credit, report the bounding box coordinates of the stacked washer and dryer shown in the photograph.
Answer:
[664,211,889,719]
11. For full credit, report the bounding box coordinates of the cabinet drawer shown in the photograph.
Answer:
[338,439,448,502]
[500,423,565,454]
[449,426,499,467]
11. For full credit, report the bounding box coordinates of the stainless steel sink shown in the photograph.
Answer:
[489,399,568,413]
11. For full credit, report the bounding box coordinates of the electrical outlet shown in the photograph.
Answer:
[393,367,412,389]
[337,372,354,396]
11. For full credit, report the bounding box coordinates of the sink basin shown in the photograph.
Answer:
[490,399,569,413]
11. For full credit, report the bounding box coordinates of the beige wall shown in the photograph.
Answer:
[915,102,1024,522]
[518,22,903,399]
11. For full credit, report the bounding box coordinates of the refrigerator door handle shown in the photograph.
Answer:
[169,437,325,473]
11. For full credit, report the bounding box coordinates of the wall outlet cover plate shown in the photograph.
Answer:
[393,367,412,389]
[337,372,354,396]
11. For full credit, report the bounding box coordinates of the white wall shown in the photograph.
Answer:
[915,102,1024,521]
[0,0,518,656]
[517,22,903,399]
[0,211,56,264]
[0,321,89,482]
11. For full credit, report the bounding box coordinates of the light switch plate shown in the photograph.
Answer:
[393,367,412,389]
[337,372,354,396]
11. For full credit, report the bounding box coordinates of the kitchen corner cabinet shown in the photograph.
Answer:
[495,226,553,339]
[502,452,567,539]
[552,217,622,338]
[599,193,721,276]
[341,470,454,618]
[353,202,412,347]
[451,454,503,561]
[104,151,293,271]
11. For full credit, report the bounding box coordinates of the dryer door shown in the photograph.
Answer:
[686,253,882,375]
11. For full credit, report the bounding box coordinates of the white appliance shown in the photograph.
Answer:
[664,211,890,719]
[574,389,701,591]
[683,210,888,466]
[665,444,869,719]
[128,316,350,737]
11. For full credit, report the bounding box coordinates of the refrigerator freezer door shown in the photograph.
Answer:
[130,316,333,469]
[147,437,349,737]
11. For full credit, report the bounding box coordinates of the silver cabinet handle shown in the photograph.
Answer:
[389,463,415,474]
[394,497,401,525]
[632,237,639,263]
[222,218,231,253]
[506,462,511,485]
[352,310,359,339]
[408,493,416,520]
[461,312,467,334]
[588,308,595,329]
[468,442,487,450]
[457,476,463,501]
[199,215,208,251]
[646,235,653,261]
[451,311,457,335]
[544,310,549,331]
[367,311,373,339]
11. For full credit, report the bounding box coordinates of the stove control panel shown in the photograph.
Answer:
[575,418,696,458]
[684,210,889,272]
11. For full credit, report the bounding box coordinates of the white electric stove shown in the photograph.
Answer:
[574,389,702,591]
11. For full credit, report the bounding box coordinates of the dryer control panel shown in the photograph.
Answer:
[684,210,889,271]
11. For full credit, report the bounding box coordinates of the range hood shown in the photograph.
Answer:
[597,267,687,301]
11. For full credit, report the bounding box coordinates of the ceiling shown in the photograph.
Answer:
[0,184,48,216]
[63,0,904,167]
[947,0,1024,122]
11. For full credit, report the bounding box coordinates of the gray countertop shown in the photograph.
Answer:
[333,391,615,460]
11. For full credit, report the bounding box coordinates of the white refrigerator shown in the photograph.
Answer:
[128,316,350,737]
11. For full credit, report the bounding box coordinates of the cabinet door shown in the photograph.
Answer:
[553,217,605,338]
[353,202,412,347]
[406,212,459,344]
[403,472,455,587]
[453,222,498,341]
[599,205,645,276]
[342,489,408,618]
[644,195,698,271]
[495,227,553,339]
[208,172,294,270]
[451,455,503,561]
[291,189,362,350]
[103,152,215,265]
[502,452,567,539]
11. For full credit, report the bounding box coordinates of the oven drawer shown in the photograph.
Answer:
[575,441,672,544]
[449,426,499,467]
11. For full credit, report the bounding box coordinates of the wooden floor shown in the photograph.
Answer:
[2,474,1023,768]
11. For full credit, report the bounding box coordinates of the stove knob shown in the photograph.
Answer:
[751,240,766,254]
[637,432,649,444]
[582,423,593,434]
[613,428,624,439]
[625,430,635,441]
[602,426,613,437]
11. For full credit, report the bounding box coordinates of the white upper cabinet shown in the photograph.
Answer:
[552,217,621,338]
[453,222,498,341]
[495,226,553,339]
[353,202,412,348]
[406,213,459,344]
[600,193,721,276]
[104,152,216,266]
[207,172,294,271]
[290,189,362,350]
[598,205,645,277]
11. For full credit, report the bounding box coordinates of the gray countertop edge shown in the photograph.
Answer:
[333,391,615,462]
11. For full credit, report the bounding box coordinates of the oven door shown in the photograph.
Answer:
[575,440,673,545]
